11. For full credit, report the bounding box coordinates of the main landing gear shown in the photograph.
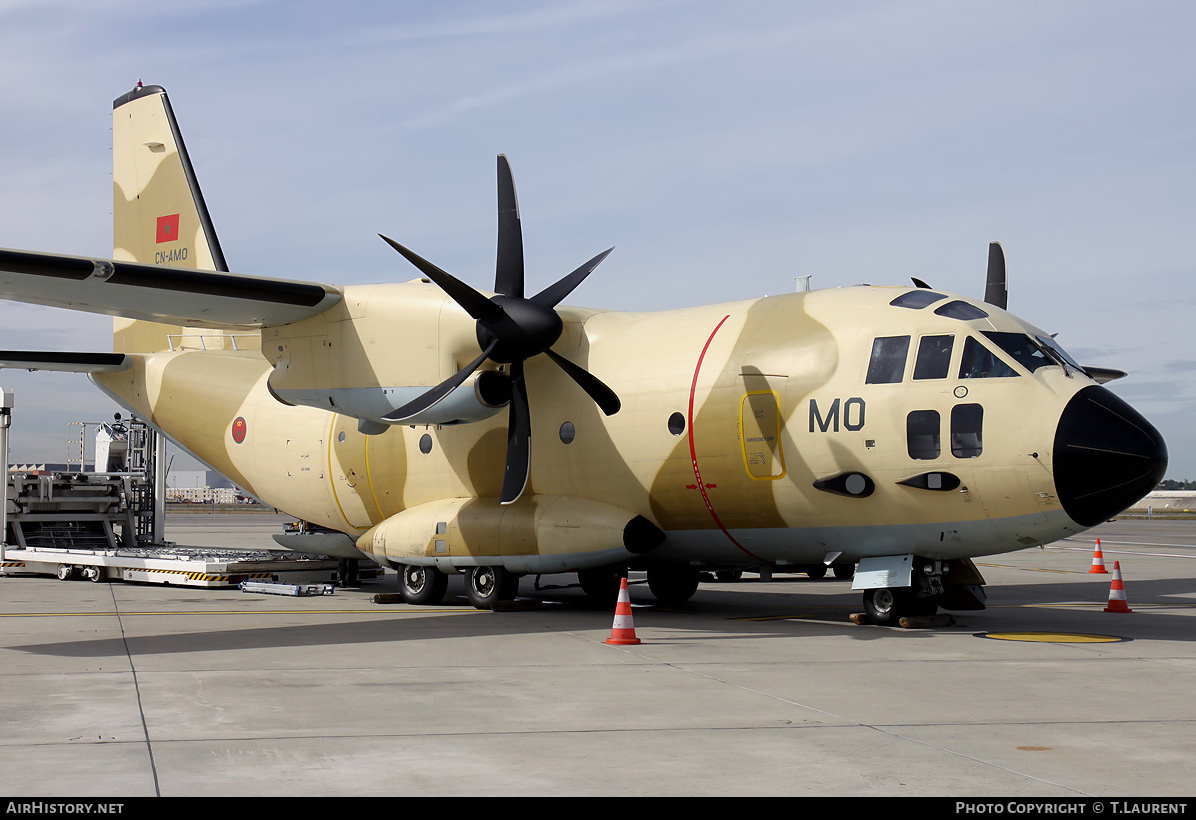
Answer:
[395,564,521,610]
[463,566,519,610]
[398,564,449,606]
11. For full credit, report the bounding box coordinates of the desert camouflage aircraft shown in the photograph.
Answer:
[0,84,1168,621]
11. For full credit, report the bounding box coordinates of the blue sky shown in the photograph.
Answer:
[0,0,1193,479]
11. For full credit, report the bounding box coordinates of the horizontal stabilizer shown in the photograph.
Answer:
[0,350,131,373]
[0,247,341,328]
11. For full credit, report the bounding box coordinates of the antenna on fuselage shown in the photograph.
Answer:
[795,275,812,292]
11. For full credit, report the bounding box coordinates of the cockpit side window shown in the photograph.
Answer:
[913,335,954,380]
[890,290,948,310]
[866,336,910,384]
[959,336,1018,379]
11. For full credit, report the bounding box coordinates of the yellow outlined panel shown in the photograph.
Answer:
[739,390,786,480]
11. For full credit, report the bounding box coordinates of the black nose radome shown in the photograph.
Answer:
[1053,385,1167,527]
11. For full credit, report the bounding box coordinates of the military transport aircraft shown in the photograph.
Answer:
[0,83,1168,622]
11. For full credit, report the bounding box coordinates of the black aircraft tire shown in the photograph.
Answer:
[577,567,623,607]
[805,565,827,580]
[399,565,448,606]
[647,566,700,606]
[863,587,938,624]
[465,566,519,610]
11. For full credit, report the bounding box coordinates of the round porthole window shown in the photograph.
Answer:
[559,421,576,444]
[668,412,686,436]
[337,431,346,444]
[419,433,433,454]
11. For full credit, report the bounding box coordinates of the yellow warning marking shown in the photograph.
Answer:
[0,608,480,617]
[978,631,1128,643]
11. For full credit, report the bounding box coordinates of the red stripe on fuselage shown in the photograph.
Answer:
[687,315,765,562]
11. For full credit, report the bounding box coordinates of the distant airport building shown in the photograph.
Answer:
[166,469,250,504]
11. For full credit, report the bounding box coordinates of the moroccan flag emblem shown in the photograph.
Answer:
[156,213,180,244]
[231,417,247,444]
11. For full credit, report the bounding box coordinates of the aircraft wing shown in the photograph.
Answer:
[0,247,342,328]
[0,351,130,373]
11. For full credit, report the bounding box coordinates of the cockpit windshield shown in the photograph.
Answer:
[981,332,1053,372]
[982,331,1082,376]
[1036,334,1085,372]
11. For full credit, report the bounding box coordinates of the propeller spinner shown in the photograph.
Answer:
[380,155,620,505]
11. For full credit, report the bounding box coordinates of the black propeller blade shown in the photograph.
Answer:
[383,155,620,504]
[985,241,1007,309]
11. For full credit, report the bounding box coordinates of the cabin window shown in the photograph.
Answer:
[668,412,686,436]
[418,433,433,454]
[906,410,941,460]
[959,337,1018,379]
[866,336,910,384]
[913,335,954,380]
[890,290,948,310]
[559,421,576,444]
[934,300,989,321]
[951,403,984,458]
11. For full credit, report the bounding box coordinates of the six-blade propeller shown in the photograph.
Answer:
[380,155,620,505]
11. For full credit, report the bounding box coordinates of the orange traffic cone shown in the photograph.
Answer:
[1103,561,1133,613]
[1088,539,1108,574]
[604,577,641,645]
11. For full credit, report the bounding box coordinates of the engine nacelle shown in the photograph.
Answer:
[356,495,666,575]
[266,369,511,430]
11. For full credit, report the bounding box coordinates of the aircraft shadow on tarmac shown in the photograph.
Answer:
[7,569,1195,658]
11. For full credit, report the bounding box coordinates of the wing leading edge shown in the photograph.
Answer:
[0,247,341,328]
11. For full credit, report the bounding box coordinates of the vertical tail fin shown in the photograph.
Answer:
[112,83,237,353]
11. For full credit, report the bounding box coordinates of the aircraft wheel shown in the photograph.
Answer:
[833,563,855,580]
[577,566,623,607]
[863,587,937,625]
[805,565,827,580]
[647,566,700,606]
[399,565,448,605]
[465,566,519,610]
[715,570,743,582]
[56,564,74,581]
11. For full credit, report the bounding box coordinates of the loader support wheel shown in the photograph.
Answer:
[647,566,700,606]
[56,564,74,581]
[399,565,448,606]
[465,566,519,610]
[82,566,104,583]
[863,587,938,625]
